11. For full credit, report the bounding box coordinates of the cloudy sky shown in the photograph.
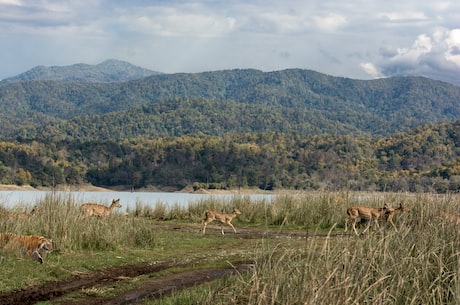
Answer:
[1,0,459,85]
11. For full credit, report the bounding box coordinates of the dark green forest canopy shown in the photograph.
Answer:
[1,69,460,141]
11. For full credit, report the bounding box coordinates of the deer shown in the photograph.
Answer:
[378,202,410,231]
[345,204,389,235]
[1,205,40,219]
[80,199,122,217]
[201,208,242,235]
[350,202,410,235]
[440,212,460,224]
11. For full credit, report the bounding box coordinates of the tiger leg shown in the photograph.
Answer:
[31,250,44,264]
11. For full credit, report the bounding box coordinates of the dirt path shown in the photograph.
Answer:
[0,259,253,305]
[68,264,253,305]
[0,226,349,305]
[0,261,181,305]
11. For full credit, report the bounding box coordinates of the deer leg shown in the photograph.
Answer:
[220,224,225,235]
[361,218,372,234]
[201,220,208,234]
[373,217,380,231]
[387,216,398,231]
[227,222,237,234]
[345,216,358,234]
[352,218,359,235]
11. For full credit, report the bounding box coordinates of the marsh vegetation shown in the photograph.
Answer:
[0,191,458,304]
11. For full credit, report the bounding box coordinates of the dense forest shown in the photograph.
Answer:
[1,121,460,193]
[1,62,460,192]
[1,68,460,141]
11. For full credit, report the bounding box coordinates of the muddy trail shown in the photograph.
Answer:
[0,259,254,305]
[0,226,350,305]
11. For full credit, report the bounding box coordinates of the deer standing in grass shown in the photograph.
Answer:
[441,212,460,224]
[201,208,242,235]
[346,202,410,235]
[378,202,410,231]
[80,199,122,217]
[344,205,387,235]
[1,205,40,219]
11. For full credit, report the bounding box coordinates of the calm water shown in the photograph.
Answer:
[0,190,274,212]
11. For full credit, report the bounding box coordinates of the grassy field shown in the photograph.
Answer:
[0,191,459,304]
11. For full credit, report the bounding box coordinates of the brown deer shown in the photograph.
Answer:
[379,202,410,231]
[440,212,460,224]
[201,208,242,235]
[1,205,40,219]
[345,204,388,235]
[80,199,122,217]
[353,202,410,233]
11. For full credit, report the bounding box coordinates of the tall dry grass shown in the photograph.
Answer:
[148,191,460,305]
[1,190,459,304]
[0,192,157,252]
[232,226,458,304]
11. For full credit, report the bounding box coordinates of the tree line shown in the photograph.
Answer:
[1,121,460,193]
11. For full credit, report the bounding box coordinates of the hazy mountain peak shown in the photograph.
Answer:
[1,59,162,84]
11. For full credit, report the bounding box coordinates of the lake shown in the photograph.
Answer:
[0,190,275,212]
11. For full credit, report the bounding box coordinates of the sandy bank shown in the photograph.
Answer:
[0,184,274,194]
[0,184,113,192]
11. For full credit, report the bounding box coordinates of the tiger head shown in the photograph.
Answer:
[32,237,53,264]
[39,238,53,253]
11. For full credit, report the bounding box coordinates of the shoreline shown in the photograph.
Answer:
[0,184,274,195]
[0,184,114,192]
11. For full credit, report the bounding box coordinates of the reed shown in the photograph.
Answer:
[146,191,460,305]
[0,192,157,251]
[1,191,459,304]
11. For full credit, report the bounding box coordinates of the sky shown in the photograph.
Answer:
[1,0,459,85]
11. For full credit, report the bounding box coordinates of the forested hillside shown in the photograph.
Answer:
[0,59,160,84]
[22,99,368,141]
[1,121,460,193]
[1,69,460,141]
[1,64,460,192]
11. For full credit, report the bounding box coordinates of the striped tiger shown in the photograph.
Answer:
[0,233,53,264]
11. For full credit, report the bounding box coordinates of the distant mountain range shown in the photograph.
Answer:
[0,60,459,141]
[0,59,161,84]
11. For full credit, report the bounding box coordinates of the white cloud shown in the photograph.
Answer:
[393,34,432,64]
[314,13,347,31]
[360,62,384,79]
[0,0,459,86]
[445,29,460,67]
[246,11,311,34]
[363,28,460,84]
[377,11,427,22]
[119,8,236,38]
[112,4,241,38]
[0,0,21,5]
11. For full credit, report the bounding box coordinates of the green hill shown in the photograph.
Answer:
[0,59,161,84]
[1,68,459,141]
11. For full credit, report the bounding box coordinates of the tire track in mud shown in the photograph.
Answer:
[0,261,188,305]
[66,264,254,305]
[0,260,253,305]
[0,227,348,305]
